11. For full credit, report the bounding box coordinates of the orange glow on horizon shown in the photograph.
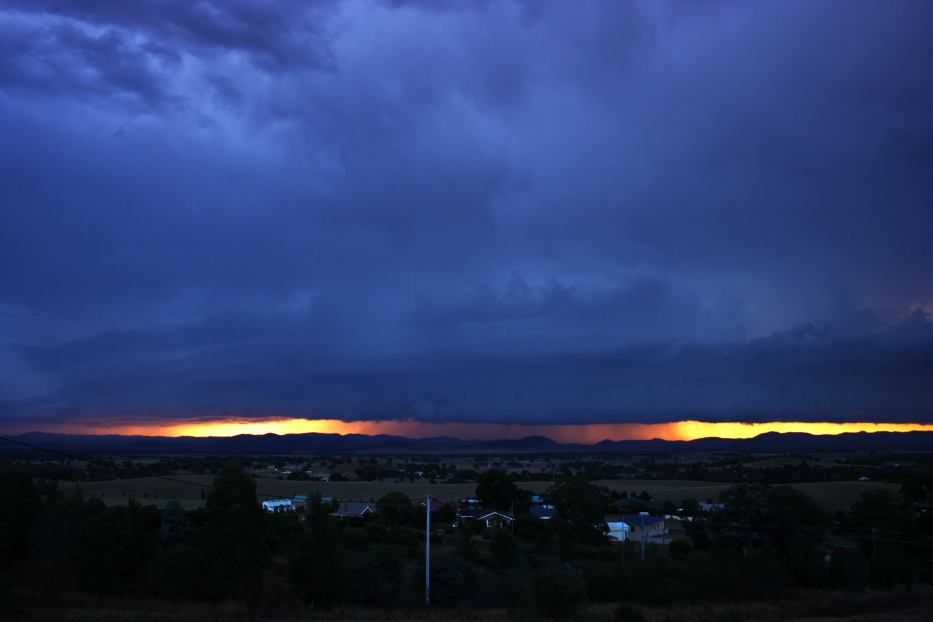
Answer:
[21,418,933,444]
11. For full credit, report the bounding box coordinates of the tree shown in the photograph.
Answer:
[680,498,700,517]
[476,469,518,511]
[849,489,914,534]
[0,466,40,570]
[527,565,587,619]
[70,509,137,593]
[490,527,517,567]
[289,493,345,607]
[721,484,828,550]
[377,491,413,525]
[160,499,190,549]
[827,549,870,591]
[428,554,477,606]
[455,520,478,561]
[345,547,407,612]
[548,476,609,547]
[202,461,270,611]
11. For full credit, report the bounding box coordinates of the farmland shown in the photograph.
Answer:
[58,473,897,514]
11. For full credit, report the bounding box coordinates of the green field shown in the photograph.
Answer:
[59,475,895,513]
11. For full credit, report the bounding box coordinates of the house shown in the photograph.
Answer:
[529,503,556,520]
[699,501,725,512]
[607,521,630,542]
[458,504,514,528]
[262,498,295,513]
[530,495,544,504]
[474,509,514,529]
[330,501,376,519]
[621,512,665,540]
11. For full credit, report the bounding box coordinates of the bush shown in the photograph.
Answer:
[528,565,587,619]
[428,554,478,606]
[614,602,646,622]
[345,548,407,611]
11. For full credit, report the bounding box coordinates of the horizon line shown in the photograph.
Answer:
[6,419,933,444]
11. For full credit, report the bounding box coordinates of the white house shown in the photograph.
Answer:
[473,509,514,529]
[262,498,295,513]
[457,504,514,528]
[607,521,630,542]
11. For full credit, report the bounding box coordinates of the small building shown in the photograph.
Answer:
[530,495,544,504]
[699,501,725,512]
[530,503,556,520]
[262,498,296,513]
[330,501,376,519]
[607,521,630,542]
[621,512,665,540]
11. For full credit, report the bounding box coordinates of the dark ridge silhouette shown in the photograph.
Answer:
[5,429,933,455]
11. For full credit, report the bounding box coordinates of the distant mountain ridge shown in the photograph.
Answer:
[4,429,933,454]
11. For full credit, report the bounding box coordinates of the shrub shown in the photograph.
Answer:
[614,602,646,622]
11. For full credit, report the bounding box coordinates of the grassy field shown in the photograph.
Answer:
[594,479,898,513]
[59,475,514,508]
[58,475,895,513]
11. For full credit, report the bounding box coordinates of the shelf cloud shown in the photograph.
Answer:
[1,0,932,431]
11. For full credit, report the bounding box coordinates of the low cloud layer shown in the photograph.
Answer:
[1,1,931,430]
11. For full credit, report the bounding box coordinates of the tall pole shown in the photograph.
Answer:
[425,495,431,606]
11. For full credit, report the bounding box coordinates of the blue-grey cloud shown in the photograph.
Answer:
[0,0,931,429]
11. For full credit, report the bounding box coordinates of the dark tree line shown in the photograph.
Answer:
[1,463,931,620]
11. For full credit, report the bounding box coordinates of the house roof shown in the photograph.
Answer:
[606,521,630,531]
[331,502,375,517]
[460,506,514,521]
[475,509,514,522]
[263,498,294,507]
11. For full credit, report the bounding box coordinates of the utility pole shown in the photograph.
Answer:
[425,495,431,606]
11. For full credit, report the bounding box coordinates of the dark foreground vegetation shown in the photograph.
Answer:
[2,457,933,621]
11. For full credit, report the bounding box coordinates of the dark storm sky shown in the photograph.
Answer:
[1,0,932,429]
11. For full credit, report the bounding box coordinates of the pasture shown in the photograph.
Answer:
[58,474,895,513]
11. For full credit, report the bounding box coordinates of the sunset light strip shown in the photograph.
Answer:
[23,419,933,444]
